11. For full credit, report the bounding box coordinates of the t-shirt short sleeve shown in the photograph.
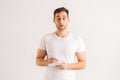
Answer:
[39,37,46,50]
[76,37,86,52]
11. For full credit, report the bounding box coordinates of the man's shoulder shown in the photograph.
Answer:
[41,32,54,40]
[71,33,84,42]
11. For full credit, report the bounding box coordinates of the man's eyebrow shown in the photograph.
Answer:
[56,16,60,17]
[56,15,67,18]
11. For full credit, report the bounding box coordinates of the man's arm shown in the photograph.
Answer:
[56,51,86,70]
[36,49,48,66]
[67,51,86,70]
[36,49,58,66]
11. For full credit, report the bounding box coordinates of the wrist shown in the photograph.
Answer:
[64,63,69,70]
[45,60,49,66]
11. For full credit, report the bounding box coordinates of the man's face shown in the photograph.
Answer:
[53,12,70,31]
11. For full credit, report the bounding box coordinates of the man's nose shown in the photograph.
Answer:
[59,19,64,24]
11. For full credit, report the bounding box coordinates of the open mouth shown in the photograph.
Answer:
[59,25,64,27]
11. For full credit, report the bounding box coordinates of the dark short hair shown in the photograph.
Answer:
[53,7,69,18]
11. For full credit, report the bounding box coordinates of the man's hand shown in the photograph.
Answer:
[56,62,68,70]
[47,57,58,66]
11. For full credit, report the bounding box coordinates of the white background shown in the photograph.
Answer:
[0,0,120,80]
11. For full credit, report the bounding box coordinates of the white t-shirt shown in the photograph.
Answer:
[39,32,86,80]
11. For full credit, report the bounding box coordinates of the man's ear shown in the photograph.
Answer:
[53,18,55,23]
[68,18,70,22]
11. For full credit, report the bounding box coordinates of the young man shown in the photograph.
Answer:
[36,7,86,80]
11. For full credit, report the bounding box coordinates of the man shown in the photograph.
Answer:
[36,7,86,80]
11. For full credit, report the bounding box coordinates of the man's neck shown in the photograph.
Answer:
[55,30,69,38]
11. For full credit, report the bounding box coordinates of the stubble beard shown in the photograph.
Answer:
[57,25,67,31]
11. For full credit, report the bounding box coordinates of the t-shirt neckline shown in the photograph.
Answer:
[53,31,71,39]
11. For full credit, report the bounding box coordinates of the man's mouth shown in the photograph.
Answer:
[59,25,64,27]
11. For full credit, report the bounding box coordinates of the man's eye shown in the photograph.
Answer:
[57,18,60,20]
[63,18,66,20]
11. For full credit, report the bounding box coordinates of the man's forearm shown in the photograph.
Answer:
[36,58,48,66]
[67,61,86,70]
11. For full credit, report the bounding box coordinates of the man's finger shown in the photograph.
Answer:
[49,57,58,60]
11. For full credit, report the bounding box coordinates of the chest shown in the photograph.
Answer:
[46,38,77,54]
